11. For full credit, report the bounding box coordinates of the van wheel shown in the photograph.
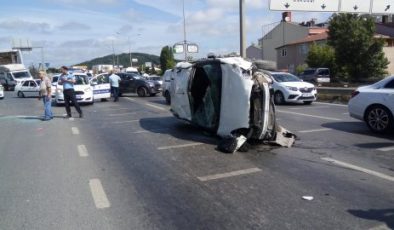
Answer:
[274,91,285,105]
[137,87,148,97]
[165,91,171,105]
[17,91,25,98]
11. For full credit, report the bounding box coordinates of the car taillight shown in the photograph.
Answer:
[351,91,359,98]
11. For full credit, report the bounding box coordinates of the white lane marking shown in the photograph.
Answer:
[111,119,139,124]
[77,145,89,157]
[321,157,394,182]
[369,224,391,230]
[276,110,343,121]
[158,143,204,150]
[145,103,166,111]
[377,146,394,152]
[289,106,330,110]
[69,117,75,121]
[124,97,135,101]
[343,112,349,115]
[89,179,111,209]
[132,128,170,134]
[198,168,262,182]
[71,127,79,135]
[298,128,332,133]
[108,112,137,116]
[314,102,348,107]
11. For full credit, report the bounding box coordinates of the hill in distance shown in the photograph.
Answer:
[76,52,160,69]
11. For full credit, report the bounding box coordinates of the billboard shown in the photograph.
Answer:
[269,0,340,12]
[340,0,372,13]
[371,0,393,14]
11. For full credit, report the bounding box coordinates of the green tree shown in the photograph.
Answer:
[328,14,389,82]
[305,43,337,81]
[305,43,335,68]
[160,46,175,75]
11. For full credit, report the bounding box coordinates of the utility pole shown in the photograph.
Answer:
[111,39,115,67]
[239,0,246,58]
[182,0,187,61]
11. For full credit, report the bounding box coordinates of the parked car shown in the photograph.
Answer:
[145,75,163,85]
[264,71,317,105]
[299,68,330,83]
[348,76,394,133]
[162,69,174,104]
[15,79,41,98]
[117,72,161,97]
[55,73,93,105]
[0,84,4,99]
[169,56,296,152]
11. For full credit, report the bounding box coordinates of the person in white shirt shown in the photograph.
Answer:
[109,69,121,102]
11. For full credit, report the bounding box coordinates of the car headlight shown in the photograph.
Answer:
[84,88,92,92]
[148,82,155,87]
[286,86,298,91]
[57,89,63,93]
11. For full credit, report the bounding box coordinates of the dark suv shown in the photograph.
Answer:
[117,72,161,97]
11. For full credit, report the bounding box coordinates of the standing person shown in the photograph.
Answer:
[59,66,83,118]
[109,69,121,102]
[38,71,53,121]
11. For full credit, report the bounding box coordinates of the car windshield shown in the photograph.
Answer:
[147,76,161,81]
[74,75,88,85]
[272,73,301,82]
[13,71,31,79]
[52,76,59,83]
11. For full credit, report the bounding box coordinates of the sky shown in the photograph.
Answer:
[0,0,332,68]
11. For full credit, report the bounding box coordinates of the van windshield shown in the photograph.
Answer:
[13,71,31,79]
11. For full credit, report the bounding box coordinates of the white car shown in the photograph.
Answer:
[55,73,93,105]
[266,71,317,105]
[0,84,4,99]
[89,73,111,101]
[348,76,394,133]
[161,69,174,104]
[15,79,41,98]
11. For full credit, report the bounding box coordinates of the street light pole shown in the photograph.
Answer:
[182,0,187,61]
[111,39,115,67]
[240,0,246,58]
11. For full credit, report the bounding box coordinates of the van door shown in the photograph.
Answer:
[91,74,111,100]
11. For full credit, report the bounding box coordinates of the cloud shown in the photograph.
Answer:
[118,25,133,33]
[43,0,121,5]
[123,8,145,22]
[59,39,96,48]
[57,22,91,31]
[0,19,51,33]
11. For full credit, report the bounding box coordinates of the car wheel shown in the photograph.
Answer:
[365,105,393,133]
[17,91,25,98]
[303,101,313,105]
[274,91,285,105]
[165,91,171,105]
[137,87,148,97]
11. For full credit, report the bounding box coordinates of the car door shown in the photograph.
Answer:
[90,74,111,100]
[32,80,40,97]
[381,79,394,114]
[118,73,129,93]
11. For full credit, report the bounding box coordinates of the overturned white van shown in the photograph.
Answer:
[170,56,296,153]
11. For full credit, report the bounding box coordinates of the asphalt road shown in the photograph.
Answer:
[0,91,393,230]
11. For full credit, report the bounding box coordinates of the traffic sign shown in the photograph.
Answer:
[269,0,340,12]
[340,0,371,13]
[371,0,393,14]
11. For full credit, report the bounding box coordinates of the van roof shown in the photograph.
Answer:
[0,64,27,71]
